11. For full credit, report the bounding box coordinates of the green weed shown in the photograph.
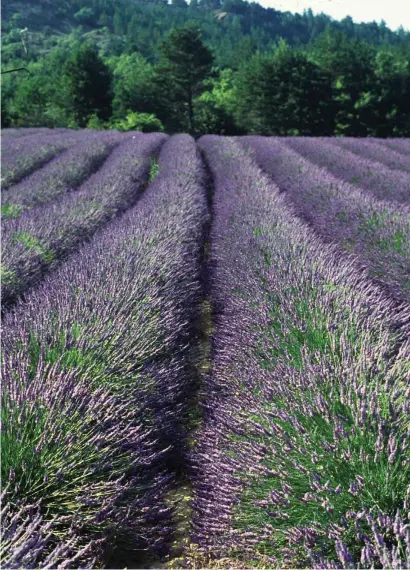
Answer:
[230,377,408,566]
[13,231,54,263]
[148,158,159,182]
[1,203,23,218]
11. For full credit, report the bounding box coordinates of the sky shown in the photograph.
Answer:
[256,0,410,31]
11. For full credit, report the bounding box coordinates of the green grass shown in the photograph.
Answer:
[21,323,101,380]
[148,158,160,182]
[253,245,361,371]
[1,203,23,218]
[357,212,408,254]
[1,389,124,519]
[0,263,17,287]
[13,230,54,263]
[229,375,408,566]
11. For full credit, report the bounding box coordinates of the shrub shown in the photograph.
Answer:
[113,111,164,133]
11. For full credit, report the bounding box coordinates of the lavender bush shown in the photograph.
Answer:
[334,137,410,176]
[190,135,410,569]
[1,487,100,569]
[1,361,160,566]
[1,127,74,142]
[282,136,410,204]
[239,136,410,303]
[1,133,167,308]
[1,134,209,566]
[1,131,99,189]
[377,138,410,156]
[1,132,127,219]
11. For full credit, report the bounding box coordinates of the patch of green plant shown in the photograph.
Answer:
[1,203,23,218]
[21,324,102,380]
[230,377,408,566]
[255,279,361,371]
[13,230,54,263]
[377,231,408,254]
[18,297,163,396]
[1,389,132,524]
[0,264,17,286]
[357,212,409,255]
[336,210,348,223]
[112,111,164,133]
[256,303,328,370]
[343,237,356,252]
[357,212,383,236]
[148,158,159,182]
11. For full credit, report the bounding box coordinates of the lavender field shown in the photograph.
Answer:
[1,130,409,570]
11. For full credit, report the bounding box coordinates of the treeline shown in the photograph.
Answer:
[2,0,410,136]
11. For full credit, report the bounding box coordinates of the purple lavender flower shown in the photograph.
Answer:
[189,135,410,569]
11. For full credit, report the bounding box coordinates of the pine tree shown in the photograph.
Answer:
[158,23,214,132]
[63,43,113,127]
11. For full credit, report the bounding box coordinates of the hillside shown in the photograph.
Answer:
[2,0,409,69]
[2,0,410,137]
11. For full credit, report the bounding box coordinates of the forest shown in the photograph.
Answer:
[2,0,410,136]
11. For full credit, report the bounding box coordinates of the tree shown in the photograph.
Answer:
[74,7,95,26]
[370,49,410,136]
[109,53,156,118]
[233,40,335,135]
[63,43,113,127]
[311,31,376,136]
[158,23,214,132]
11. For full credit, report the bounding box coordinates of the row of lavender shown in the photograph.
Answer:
[283,136,410,199]
[1,129,112,189]
[1,134,209,568]
[332,137,410,175]
[238,137,410,304]
[1,131,128,216]
[1,128,74,140]
[190,136,410,568]
[1,133,165,308]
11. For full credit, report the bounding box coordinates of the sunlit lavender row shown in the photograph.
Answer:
[283,136,410,203]
[1,129,410,569]
[190,135,410,569]
[1,133,166,308]
[1,131,127,218]
[1,130,102,189]
[1,134,208,567]
[239,136,410,303]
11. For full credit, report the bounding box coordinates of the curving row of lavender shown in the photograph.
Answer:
[238,136,410,304]
[282,137,410,204]
[1,127,74,140]
[378,138,410,156]
[1,134,209,568]
[333,137,410,176]
[1,131,128,218]
[1,130,109,189]
[1,133,166,308]
[191,135,410,569]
